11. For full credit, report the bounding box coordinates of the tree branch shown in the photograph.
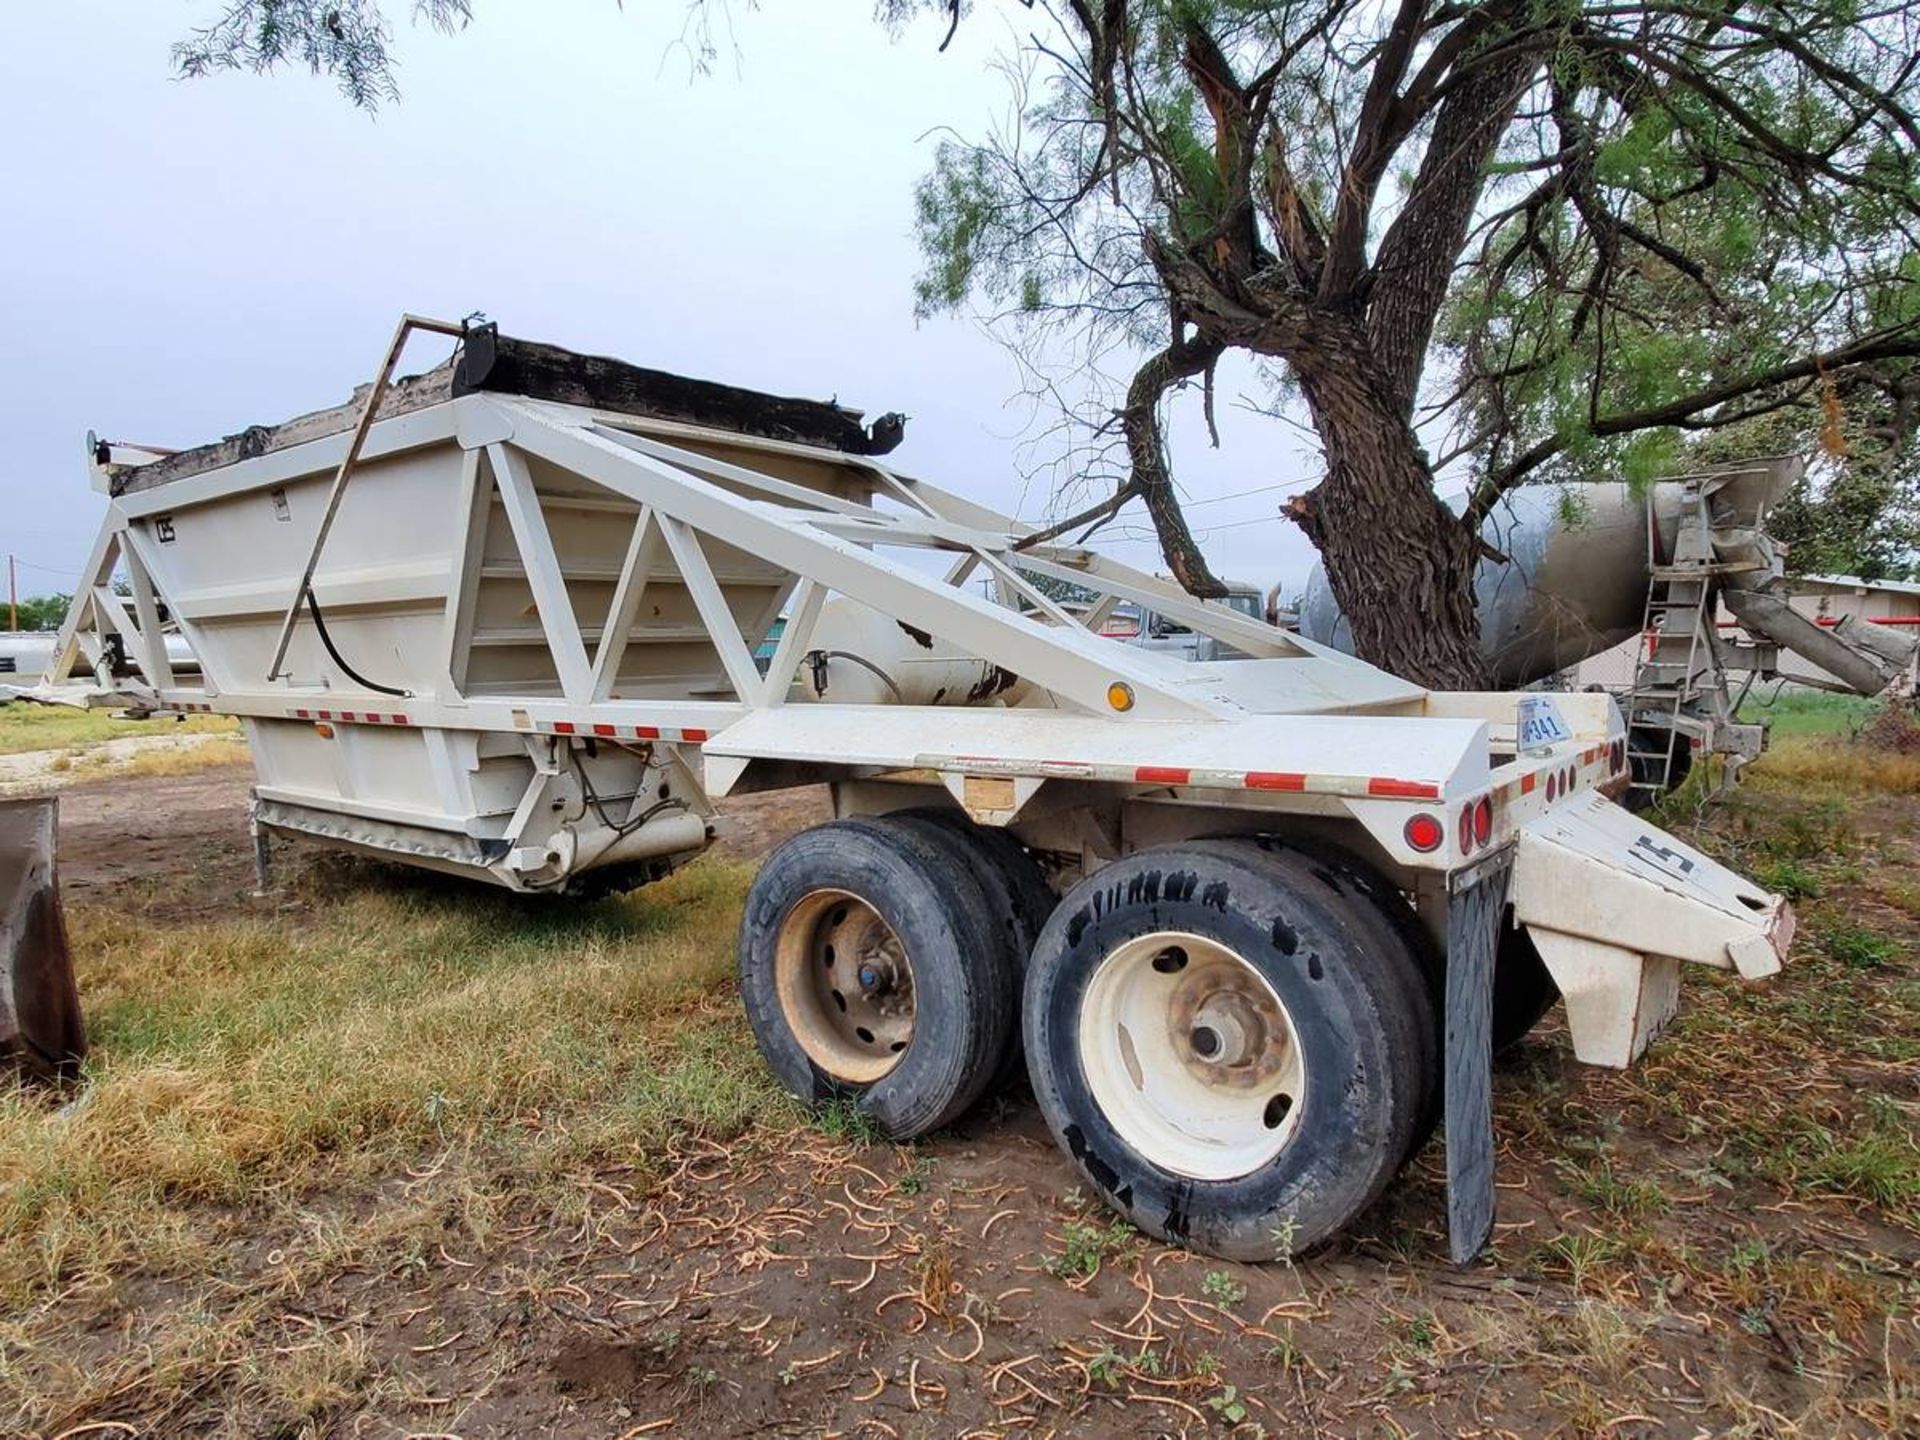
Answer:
[1118,330,1230,596]
[1468,325,1920,521]
[1365,37,1539,413]
[1011,481,1142,550]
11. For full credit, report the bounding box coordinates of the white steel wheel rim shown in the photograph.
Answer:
[773,888,915,1084]
[1078,930,1307,1181]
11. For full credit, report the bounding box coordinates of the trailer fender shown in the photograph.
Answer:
[1511,792,1793,1068]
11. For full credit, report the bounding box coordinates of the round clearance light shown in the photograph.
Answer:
[314,722,335,740]
[1404,813,1444,853]
[1473,796,1493,846]
[1107,681,1136,712]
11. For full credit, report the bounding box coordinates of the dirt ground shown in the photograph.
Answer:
[44,762,828,921]
[19,760,1920,1437]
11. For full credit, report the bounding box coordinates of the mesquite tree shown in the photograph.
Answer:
[909,2,1920,685]
[173,1,474,108]
[177,1,1920,686]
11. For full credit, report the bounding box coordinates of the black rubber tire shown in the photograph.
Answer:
[898,809,1055,952]
[1023,842,1427,1260]
[1491,915,1560,1054]
[1259,840,1556,1062]
[1208,835,1441,1157]
[896,807,1055,1089]
[1247,839,1555,1066]
[738,818,1016,1139]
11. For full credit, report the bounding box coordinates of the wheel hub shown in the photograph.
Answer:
[1077,931,1307,1181]
[773,889,916,1083]
[1171,963,1290,1088]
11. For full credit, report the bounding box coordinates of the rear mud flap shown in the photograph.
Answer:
[0,798,87,1081]
[1444,852,1511,1265]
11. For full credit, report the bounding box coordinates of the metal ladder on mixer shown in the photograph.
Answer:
[1624,483,1717,806]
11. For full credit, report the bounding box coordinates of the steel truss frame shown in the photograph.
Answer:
[51,392,1416,750]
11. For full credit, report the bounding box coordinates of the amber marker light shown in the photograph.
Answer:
[1107,681,1136,712]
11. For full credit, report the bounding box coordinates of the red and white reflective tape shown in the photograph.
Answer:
[537,719,710,744]
[1494,745,1620,805]
[292,707,413,726]
[938,753,1440,801]
[170,702,715,742]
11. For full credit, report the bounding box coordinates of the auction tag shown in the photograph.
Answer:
[1517,694,1572,752]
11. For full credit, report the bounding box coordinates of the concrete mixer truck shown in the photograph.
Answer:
[10,316,1798,1266]
[1299,459,1919,808]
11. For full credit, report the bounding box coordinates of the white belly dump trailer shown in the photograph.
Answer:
[32,317,1795,1262]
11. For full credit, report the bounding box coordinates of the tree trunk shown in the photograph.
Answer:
[1287,321,1489,690]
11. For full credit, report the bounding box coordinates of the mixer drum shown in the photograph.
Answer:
[1299,483,1683,688]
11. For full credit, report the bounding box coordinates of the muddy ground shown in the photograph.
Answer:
[24,761,1920,1436]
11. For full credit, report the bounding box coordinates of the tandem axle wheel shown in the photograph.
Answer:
[739,820,1529,1262]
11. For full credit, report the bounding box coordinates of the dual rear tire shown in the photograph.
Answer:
[740,823,1547,1260]
[737,813,1041,1139]
[1022,839,1436,1259]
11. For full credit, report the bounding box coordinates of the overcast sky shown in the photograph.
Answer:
[0,2,1325,609]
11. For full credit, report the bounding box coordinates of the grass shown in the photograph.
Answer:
[1739,690,1876,740]
[1610,920,1919,1231]
[1790,1098,1920,1215]
[0,701,239,756]
[0,856,776,1317]
[1482,721,1920,1434]
[1732,695,1920,795]
[1758,733,1920,795]
[1043,1216,1138,1280]
[3,711,1917,1434]
[39,733,251,781]
[1554,1151,1672,1219]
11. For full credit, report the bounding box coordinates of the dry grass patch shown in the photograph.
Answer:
[0,856,782,1319]
[0,851,807,1433]
[0,703,238,756]
[41,733,252,781]
[1758,733,1920,794]
[99,734,251,778]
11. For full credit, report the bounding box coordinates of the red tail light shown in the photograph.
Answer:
[1404,813,1444,853]
[1473,796,1493,846]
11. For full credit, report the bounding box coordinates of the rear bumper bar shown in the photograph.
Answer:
[1511,792,1792,1067]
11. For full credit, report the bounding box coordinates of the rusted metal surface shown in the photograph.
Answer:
[0,797,87,1082]
[110,323,905,497]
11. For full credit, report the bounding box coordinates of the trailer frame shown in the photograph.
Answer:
[35,323,1796,1263]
